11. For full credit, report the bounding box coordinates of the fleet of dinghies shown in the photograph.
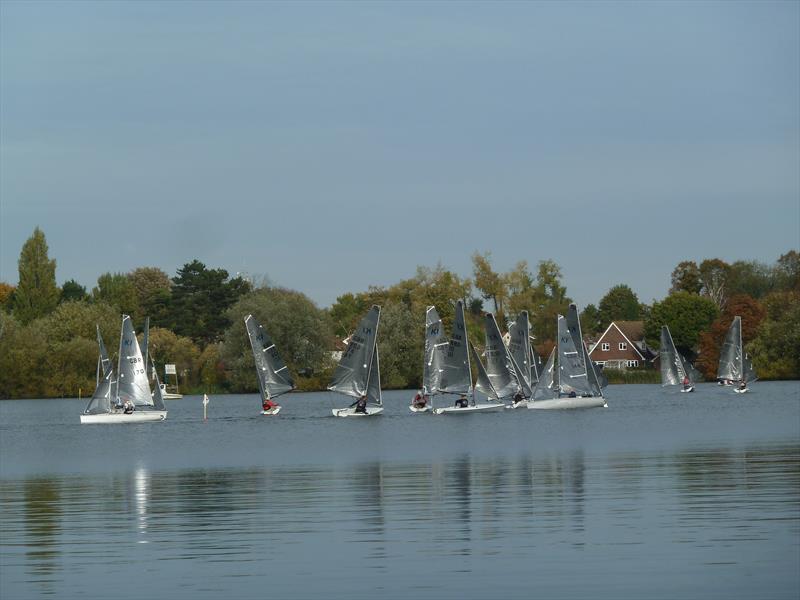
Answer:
[80,305,757,423]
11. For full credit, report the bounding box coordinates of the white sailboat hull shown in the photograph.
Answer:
[680,386,695,393]
[528,397,607,410]
[162,392,183,400]
[261,406,282,415]
[734,387,749,394]
[506,400,528,409]
[80,410,167,424]
[433,403,505,415]
[409,405,431,413]
[332,406,384,417]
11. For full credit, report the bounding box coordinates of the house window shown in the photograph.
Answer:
[626,360,638,368]
[619,342,627,350]
[601,343,610,351]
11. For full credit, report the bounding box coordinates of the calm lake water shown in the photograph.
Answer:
[1,382,799,599]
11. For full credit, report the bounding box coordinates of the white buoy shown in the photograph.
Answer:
[202,393,209,420]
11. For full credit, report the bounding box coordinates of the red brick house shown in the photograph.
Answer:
[587,321,656,370]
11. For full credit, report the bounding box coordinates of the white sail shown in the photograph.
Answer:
[507,312,532,389]
[116,315,154,407]
[660,325,699,387]
[531,349,557,401]
[469,342,500,401]
[422,306,447,395]
[717,316,756,383]
[557,315,594,397]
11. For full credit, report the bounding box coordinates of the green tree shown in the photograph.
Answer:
[13,227,59,324]
[222,287,333,392]
[0,282,15,311]
[670,261,702,294]
[376,301,419,389]
[60,279,87,303]
[773,250,800,291]
[580,303,602,336]
[726,260,773,299]
[471,251,505,318]
[170,260,251,345]
[644,291,719,356]
[92,272,138,317]
[749,291,800,379]
[147,327,202,390]
[698,258,731,309]
[0,312,49,398]
[597,284,641,328]
[129,267,172,324]
[529,259,571,343]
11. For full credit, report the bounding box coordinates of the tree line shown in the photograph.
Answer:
[0,228,797,398]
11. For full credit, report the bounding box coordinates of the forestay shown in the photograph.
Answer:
[245,314,295,400]
[437,300,472,395]
[423,306,447,396]
[329,305,381,399]
[116,315,154,407]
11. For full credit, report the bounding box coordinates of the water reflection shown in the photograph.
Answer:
[1,444,798,599]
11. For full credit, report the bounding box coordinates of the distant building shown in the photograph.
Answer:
[330,336,349,363]
[588,321,656,369]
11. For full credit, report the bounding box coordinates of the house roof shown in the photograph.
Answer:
[589,321,646,360]
[615,321,644,341]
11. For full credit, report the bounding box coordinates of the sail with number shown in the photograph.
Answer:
[557,315,595,397]
[717,316,757,383]
[565,304,604,396]
[329,305,381,399]
[245,314,295,401]
[484,313,523,398]
[437,300,472,395]
[116,315,154,407]
[423,306,447,395]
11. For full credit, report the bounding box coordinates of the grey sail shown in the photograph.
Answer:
[532,349,557,400]
[530,340,544,384]
[717,316,743,382]
[557,315,594,397]
[507,312,533,390]
[84,368,114,414]
[423,306,447,395]
[484,313,521,399]
[116,315,154,407]
[567,304,605,395]
[437,300,472,395]
[660,325,686,386]
[245,314,295,401]
[365,345,382,405]
[469,342,499,401]
[743,352,757,383]
[328,305,380,399]
[139,316,150,379]
[150,357,166,411]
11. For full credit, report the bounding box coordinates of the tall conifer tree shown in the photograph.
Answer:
[14,227,59,324]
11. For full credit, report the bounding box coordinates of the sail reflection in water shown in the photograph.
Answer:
[1,445,798,599]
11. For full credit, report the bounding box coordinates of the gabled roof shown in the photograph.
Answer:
[615,321,644,342]
[589,321,646,360]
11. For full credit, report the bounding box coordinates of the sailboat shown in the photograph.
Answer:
[409,306,447,412]
[506,311,537,408]
[245,314,295,415]
[717,316,757,393]
[432,301,505,415]
[660,325,701,393]
[483,312,529,407]
[528,309,606,410]
[80,315,167,423]
[329,305,383,417]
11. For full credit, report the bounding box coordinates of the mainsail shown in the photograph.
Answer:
[116,315,154,407]
[423,306,447,395]
[484,313,522,398]
[245,314,295,401]
[660,325,695,386]
[150,357,166,411]
[329,305,381,399]
[469,342,500,401]
[557,315,594,397]
[84,368,114,415]
[507,311,533,392]
[565,304,605,395]
[717,316,757,383]
[437,300,472,395]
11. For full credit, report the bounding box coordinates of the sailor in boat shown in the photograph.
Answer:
[567,390,577,398]
[262,398,278,412]
[123,400,135,415]
[513,391,524,406]
[354,395,368,414]
[739,379,747,391]
[682,376,692,391]
[412,390,428,409]
[454,395,469,408]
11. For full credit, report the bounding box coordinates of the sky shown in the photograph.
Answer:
[1,0,798,310]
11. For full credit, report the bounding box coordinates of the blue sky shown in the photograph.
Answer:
[2,1,798,309]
